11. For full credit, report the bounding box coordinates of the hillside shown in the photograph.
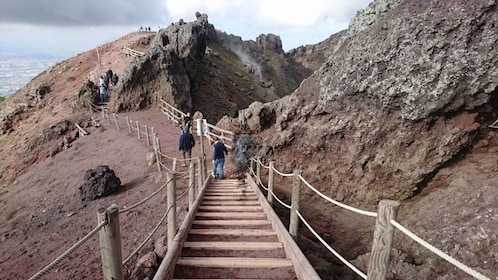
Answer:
[1,1,497,279]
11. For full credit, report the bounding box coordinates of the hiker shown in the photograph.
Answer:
[112,73,119,86]
[106,69,113,85]
[212,137,228,179]
[182,112,192,133]
[99,85,107,103]
[99,76,105,87]
[103,74,110,89]
[179,129,195,167]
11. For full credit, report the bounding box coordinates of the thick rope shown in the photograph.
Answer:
[122,204,173,265]
[250,167,291,209]
[297,211,367,279]
[119,179,172,214]
[390,220,491,280]
[271,165,295,177]
[298,174,377,217]
[28,222,107,280]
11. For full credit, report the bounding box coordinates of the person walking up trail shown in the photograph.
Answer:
[212,137,228,179]
[179,129,195,167]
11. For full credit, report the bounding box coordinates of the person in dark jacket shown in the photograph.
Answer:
[212,137,228,179]
[112,73,119,86]
[179,130,195,167]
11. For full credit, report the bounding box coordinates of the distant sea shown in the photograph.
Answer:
[0,46,72,97]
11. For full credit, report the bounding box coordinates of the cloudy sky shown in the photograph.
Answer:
[0,0,373,57]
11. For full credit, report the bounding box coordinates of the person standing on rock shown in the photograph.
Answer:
[212,137,228,179]
[179,129,195,167]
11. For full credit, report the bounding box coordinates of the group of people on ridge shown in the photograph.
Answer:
[178,112,228,179]
[98,68,119,103]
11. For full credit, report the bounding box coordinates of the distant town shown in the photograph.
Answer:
[0,48,69,97]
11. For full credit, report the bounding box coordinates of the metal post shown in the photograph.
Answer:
[367,200,400,280]
[267,161,275,206]
[188,161,196,210]
[289,170,301,239]
[166,171,177,249]
[98,204,123,280]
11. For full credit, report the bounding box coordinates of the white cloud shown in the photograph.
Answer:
[165,0,373,50]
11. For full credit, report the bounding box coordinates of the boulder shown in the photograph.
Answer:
[79,165,121,201]
[146,152,156,166]
[128,252,158,280]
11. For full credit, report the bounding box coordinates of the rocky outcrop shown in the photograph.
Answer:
[234,0,498,206]
[79,165,121,201]
[111,13,214,113]
[71,80,100,111]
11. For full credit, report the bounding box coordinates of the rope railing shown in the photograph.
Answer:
[28,222,107,280]
[297,211,367,279]
[248,157,492,280]
[390,220,491,280]
[122,204,173,265]
[298,175,377,218]
[119,179,171,214]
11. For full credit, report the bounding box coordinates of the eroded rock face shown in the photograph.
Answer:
[79,165,121,201]
[72,80,100,111]
[111,13,214,113]
[233,0,498,206]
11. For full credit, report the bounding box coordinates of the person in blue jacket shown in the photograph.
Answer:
[179,130,195,167]
[212,137,228,179]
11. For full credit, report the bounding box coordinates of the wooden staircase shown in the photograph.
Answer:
[172,179,297,279]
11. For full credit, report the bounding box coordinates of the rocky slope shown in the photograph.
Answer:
[111,12,312,123]
[220,0,497,278]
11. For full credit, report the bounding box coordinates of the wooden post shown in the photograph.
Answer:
[101,105,105,119]
[145,125,150,146]
[250,159,254,175]
[166,171,177,249]
[367,200,400,280]
[267,161,275,206]
[113,113,120,130]
[106,110,111,125]
[256,157,261,184]
[289,170,301,239]
[136,121,140,140]
[188,161,196,210]
[172,158,178,171]
[198,157,203,189]
[97,204,123,280]
[155,135,162,172]
[126,116,131,133]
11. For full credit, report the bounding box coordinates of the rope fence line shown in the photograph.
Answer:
[123,204,173,265]
[28,222,107,280]
[249,157,493,280]
[297,211,368,279]
[390,220,491,280]
[27,101,207,280]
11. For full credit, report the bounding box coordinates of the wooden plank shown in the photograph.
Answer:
[188,229,276,236]
[198,205,263,212]
[176,257,292,268]
[196,212,267,219]
[202,196,258,201]
[201,200,260,206]
[183,241,283,250]
[203,193,257,197]
[192,220,271,226]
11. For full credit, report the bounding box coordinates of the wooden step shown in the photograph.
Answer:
[188,229,276,237]
[192,220,272,229]
[183,241,283,250]
[201,200,260,206]
[198,205,263,212]
[176,257,293,268]
[195,212,267,219]
[203,196,258,201]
